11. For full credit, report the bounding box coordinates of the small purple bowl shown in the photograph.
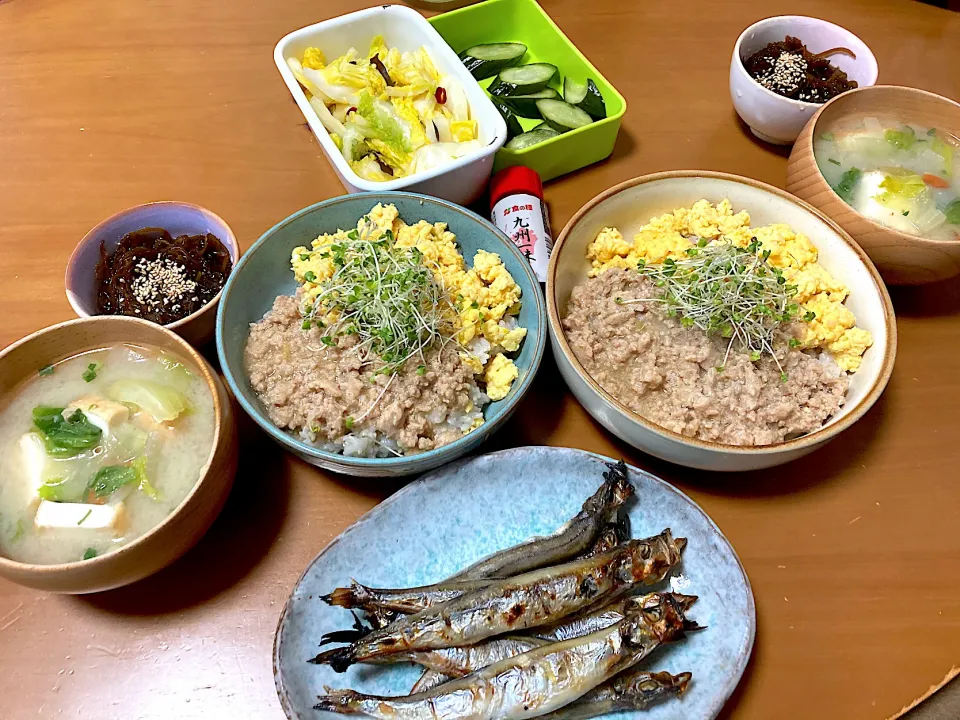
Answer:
[65,202,240,347]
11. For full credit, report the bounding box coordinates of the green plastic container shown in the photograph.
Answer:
[428,0,626,182]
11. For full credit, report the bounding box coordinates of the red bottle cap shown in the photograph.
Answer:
[489,166,544,208]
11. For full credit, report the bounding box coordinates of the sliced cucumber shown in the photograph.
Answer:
[563,77,588,105]
[459,42,527,80]
[504,127,561,152]
[489,63,558,96]
[499,88,559,119]
[492,99,523,139]
[580,79,607,119]
[536,99,594,133]
[563,78,607,119]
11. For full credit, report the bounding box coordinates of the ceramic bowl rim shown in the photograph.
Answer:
[64,200,241,331]
[546,170,898,456]
[215,191,547,470]
[272,446,757,719]
[732,14,879,110]
[800,84,960,248]
[0,315,226,575]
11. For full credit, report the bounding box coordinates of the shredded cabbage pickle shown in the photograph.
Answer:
[290,36,480,180]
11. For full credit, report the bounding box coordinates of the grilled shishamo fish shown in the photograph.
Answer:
[536,669,693,720]
[322,515,632,621]
[310,530,686,671]
[315,592,699,719]
[394,595,696,679]
[445,460,634,581]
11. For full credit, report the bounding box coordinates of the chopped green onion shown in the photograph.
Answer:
[300,253,311,261]
[77,509,92,526]
[344,416,354,430]
[804,311,816,322]
[828,158,841,166]
[38,365,55,377]
[304,271,317,283]
[416,365,426,376]
[82,548,98,560]
[82,363,100,383]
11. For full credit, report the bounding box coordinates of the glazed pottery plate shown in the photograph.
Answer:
[274,447,755,719]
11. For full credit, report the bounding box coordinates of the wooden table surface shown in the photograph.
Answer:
[2,0,959,717]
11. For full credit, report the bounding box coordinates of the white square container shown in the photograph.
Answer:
[274,5,507,205]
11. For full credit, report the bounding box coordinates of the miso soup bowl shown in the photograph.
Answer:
[787,85,960,285]
[0,316,239,594]
[65,201,240,348]
[547,171,897,472]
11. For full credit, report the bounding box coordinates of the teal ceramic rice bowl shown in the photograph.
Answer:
[216,193,546,477]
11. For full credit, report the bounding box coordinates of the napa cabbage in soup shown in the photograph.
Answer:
[0,345,215,565]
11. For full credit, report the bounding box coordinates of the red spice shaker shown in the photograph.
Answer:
[489,166,553,282]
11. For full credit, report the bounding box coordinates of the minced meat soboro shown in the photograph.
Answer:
[562,269,849,446]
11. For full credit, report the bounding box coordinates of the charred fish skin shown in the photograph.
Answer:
[310,530,685,671]
[313,593,698,720]
[535,670,693,720]
[445,460,635,582]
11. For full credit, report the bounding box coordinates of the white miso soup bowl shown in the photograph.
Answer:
[546,171,897,472]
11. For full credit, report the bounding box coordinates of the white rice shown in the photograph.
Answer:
[305,381,490,458]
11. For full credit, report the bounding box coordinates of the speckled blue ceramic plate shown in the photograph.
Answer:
[274,447,755,719]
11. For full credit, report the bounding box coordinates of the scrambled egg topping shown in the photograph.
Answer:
[586,199,873,372]
[290,203,527,402]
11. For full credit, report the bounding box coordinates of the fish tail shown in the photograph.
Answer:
[308,646,357,672]
[318,611,373,646]
[604,460,635,505]
[314,689,366,713]
[612,509,632,543]
[322,580,372,609]
[673,671,693,696]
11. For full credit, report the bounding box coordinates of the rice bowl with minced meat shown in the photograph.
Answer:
[244,204,527,457]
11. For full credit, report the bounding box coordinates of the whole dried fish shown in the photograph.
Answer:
[322,517,631,623]
[314,592,698,719]
[445,460,634,581]
[394,595,695,679]
[536,669,693,720]
[322,578,493,616]
[310,529,686,671]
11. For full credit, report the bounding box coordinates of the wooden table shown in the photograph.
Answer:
[1,0,959,717]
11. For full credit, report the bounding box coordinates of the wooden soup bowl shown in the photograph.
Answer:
[0,316,238,594]
[787,85,960,285]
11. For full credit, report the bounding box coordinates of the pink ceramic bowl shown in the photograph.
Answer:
[65,202,240,347]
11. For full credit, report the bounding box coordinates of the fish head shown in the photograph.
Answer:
[621,529,688,585]
[612,670,694,707]
[584,460,635,522]
[622,592,700,647]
